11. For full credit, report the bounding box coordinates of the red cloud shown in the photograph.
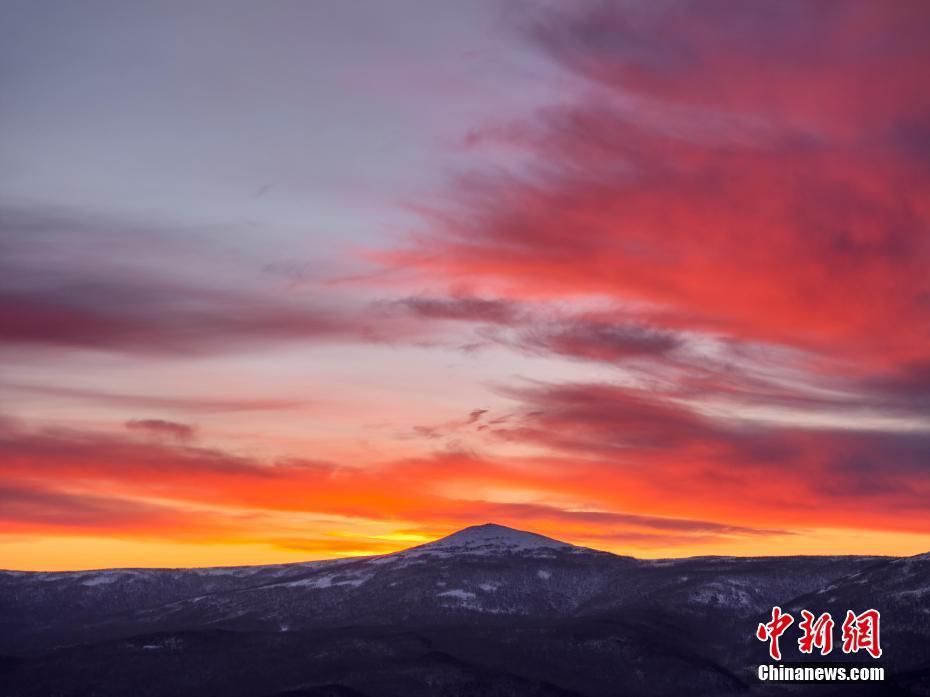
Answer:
[387,1,930,374]
[1,413,928,553]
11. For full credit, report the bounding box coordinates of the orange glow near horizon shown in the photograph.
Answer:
[5,526,930,572]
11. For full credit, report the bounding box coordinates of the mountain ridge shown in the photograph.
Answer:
[2,522,928,696]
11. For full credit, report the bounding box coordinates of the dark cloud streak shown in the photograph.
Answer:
[125,419,196,442]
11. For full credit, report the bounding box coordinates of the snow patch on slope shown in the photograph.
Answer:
[282,572,372,589]
[438,589,476,601]
[80,573,123,586]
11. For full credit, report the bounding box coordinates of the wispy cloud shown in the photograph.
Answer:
[0,206,414,356]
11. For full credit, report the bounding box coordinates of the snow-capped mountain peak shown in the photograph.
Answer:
[408,523,575,555]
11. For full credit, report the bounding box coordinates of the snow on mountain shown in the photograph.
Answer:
[413,523,576,554]
[0,525,915,657]
[365,523,590,571]
[2,524,927,697]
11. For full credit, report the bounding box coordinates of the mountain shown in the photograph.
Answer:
[1,524,927,696]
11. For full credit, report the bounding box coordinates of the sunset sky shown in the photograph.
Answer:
[3,1,930,570]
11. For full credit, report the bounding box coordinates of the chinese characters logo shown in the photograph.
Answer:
[756,607,881,660]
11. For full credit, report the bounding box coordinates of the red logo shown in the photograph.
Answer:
[756,607,881,660]
[798,610,834,655]
[756,606,794,660]
[841,609,882,659]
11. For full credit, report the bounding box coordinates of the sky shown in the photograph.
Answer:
[2,0,930,570]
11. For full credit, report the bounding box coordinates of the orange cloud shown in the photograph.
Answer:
[2,410,929,568]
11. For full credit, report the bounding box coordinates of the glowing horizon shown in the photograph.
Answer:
[3,1,930,570]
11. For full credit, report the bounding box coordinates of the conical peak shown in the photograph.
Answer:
[419,523,574,552]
